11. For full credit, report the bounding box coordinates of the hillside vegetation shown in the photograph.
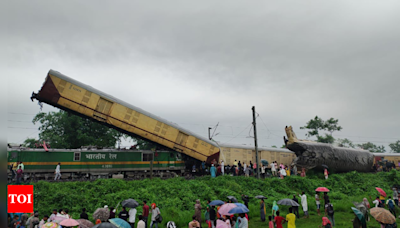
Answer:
[33,170,400,227]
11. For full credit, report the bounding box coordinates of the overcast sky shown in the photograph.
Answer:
[2,0,400,151]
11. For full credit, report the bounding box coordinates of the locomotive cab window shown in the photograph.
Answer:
[74,152,81,161]
[143,153,153,161]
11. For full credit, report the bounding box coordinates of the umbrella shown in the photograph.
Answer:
[92,222,118,228]
[228,206,250,214]
[52,216,68,224]
[351,207,364,222]
[277,199,300,207]
[315,187,330,192]
[370,207,396,224]
[255,195,267,199]
[42,222,60,228]
[234,203,248,208]
[109,218,130,228]
[93,208,110,222]
[376,187,387,197]
[76,219,94,228]
[121,199,139,208]
[209,200,225,206]
[227,196,238,203]
[218,203,237,216]
[60,219,80,227]
[322,164,329,169]
[261,159,269,166]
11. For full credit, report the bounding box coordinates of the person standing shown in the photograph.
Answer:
[298,192,309,218]
[324,169,329,180]
[301,168,306,177]
[80,208,88,220]
[150,203,160,228]
[142,201,149,228]
[323,192,329,208]
[209,206,216,228]
[49,210,57,222]
[253,162,257,176]
[280,168,286,179]
[17,161,25,171]
[28,213,39,228]
[129,207,137,228]
[109,207,116,219]
[273,211,285,228]
[292,165,297,176]
[292,195,300,219]
[315,192,321,216]
[261,165,266,178]
[244,165,249,177]
[16,167,23,185]
[38,215,48,228]
[188,215,200,228]
[260,199,266,222]
[386,196,396,217]
[220,160,224,176]
[324,200,335,226]
[286,166,291,177]
[271,162,276,177]
[210,164,216,178]
[119,207,129,221]
[194,199,202,226]
[272,201,279,219]
[392,188,398,207]
[238,213,248,228]
[241,195,249,209]
[137,215,145,228]
[286,208,296,228]
[54,163,61,181]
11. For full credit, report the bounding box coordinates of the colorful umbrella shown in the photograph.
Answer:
[234,203,248,208]
[60,219,79,227]
[209,200,225,206]
[109,218,130,228]
[76,219,94,228]
[92,222,118,228]
[315,187,330,192]
[42,222,60,228]
[376,187,386,197]
[228,206,249,214]
[351,207,364,222]
[218,203,237,216]
[93,208,110,222]
[370,207,395,224]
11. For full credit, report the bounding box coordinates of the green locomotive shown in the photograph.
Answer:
[7,147,185,181]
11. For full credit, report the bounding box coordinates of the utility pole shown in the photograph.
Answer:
[252,106,260,179]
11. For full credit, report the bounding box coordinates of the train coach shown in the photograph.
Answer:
[7,147,185,181]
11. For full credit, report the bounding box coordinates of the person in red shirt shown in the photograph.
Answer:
[142,201,149,228]
[274,211,286,228]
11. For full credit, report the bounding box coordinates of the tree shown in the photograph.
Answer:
[336,138,355,148]
[389,140,400,153]
[32,111,127,149]
[300,116,342,144]
[357,142,386,153]
[134,138,157,150]
[271,145,277,148]
[22,138,38,148]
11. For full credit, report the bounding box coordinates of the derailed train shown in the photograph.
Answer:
[15,69,398,180]
[284,126,400,172]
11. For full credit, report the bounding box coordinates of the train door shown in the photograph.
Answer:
[93,98,113,122]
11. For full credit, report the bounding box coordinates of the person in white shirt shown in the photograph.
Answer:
[137,215,145,228]
[49,209,57,222]
[243,163,247,173]
[39,215,48,228]
[271,162,276,176]
[261,166,266,178]
[220,160,224,175]
[298,192,309,218]
[280,168,286,179]
[238,213,248,228]
[54,163,61,181]
[315,192,321,216]
[18,161,25,170]
[129,207,137,228]
[372,196,381,208]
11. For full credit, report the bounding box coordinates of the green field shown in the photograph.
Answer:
[30,170,400,227]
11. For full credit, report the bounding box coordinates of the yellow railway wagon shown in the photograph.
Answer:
[31,70,220,162]
[373,153,400,169]
[219,143,295,167]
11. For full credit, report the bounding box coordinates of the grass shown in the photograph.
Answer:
[23,170,400,227]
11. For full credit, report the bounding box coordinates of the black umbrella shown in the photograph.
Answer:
[255,195,267,199]
[92,222,118,228]
[121,199,139,208]
[227,196,238,203]
[277,199,300,206]
[322,164,329,169]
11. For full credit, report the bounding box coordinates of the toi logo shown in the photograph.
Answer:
[8,185,34,213]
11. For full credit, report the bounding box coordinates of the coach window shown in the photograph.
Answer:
[74,152,81,161]
[143,153,153,161]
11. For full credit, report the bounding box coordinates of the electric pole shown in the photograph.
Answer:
[252,106,260,179]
